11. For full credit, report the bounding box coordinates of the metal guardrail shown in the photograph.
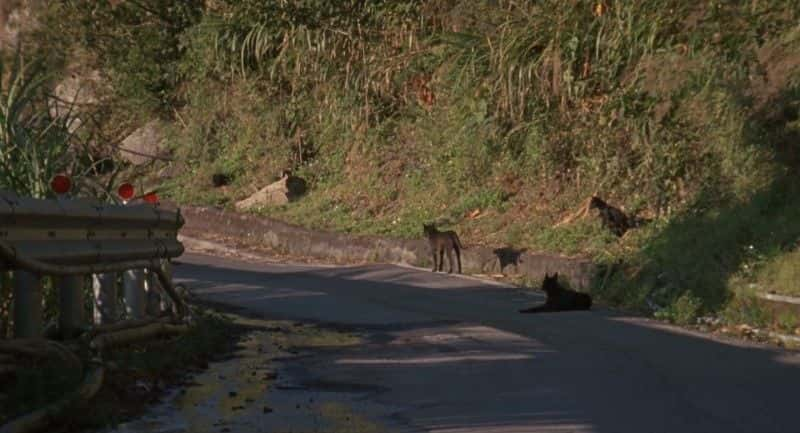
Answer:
[0,190,186,339]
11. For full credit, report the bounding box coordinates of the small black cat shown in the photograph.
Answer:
[423,223,464,274]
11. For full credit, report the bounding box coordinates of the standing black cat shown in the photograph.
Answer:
[423,223,463,274]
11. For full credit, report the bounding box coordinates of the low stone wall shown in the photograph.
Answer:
[177,205,597,289]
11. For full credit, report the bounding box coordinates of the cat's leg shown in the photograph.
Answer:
[446,248,454,273]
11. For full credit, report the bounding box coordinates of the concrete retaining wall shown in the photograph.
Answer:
[178,206,597,289]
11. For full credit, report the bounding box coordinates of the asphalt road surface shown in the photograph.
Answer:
[174,252,800,433]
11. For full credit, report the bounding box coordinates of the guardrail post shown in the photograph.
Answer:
[58,275,84,338]
[93,273,118,324]
[144,268,161,316]
[13,270,42,338]
[123,270,145,319]
[1,270,11,338]
[160,260,175,314]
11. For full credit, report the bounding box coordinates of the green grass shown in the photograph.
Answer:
[754,248,800,297]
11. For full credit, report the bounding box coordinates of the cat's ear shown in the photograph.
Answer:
[553,272,559,279]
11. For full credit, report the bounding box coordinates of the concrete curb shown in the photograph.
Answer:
[177,205,597,289]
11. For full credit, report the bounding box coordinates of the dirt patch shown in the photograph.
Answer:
[636,52,703,98]
[171,204,596,290]
[99,312,395,433]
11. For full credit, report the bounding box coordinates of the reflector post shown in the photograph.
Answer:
[118,183,135,203]
[143,192,159,204]
[51,175,71,195]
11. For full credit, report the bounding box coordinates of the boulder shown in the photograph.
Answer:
[0,1,33,50]
[236,174,307,211]
[118,121,169,165]
[50,69,106,132]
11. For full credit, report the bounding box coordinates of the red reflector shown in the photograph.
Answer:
[143,192,159,204]
[118,183,135,200]
[51,175,71,194]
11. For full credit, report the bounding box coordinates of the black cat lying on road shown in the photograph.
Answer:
[519,272,592,313]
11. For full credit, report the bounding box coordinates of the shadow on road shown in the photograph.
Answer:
[174,254,800,433]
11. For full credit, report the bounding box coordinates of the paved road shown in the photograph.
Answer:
[175,252,800,433]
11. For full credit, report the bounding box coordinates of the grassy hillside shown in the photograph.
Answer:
[15,0,800,327]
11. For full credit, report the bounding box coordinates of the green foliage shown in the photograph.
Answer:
[755,249,800,297]
[774,310,799,334]
[723,292,772,329]
[654,292,702,325]
[601,177,800,316]
[534,220,620,257]
[450,188,507,219]
[55,0,203,114]
[0,56,82,198]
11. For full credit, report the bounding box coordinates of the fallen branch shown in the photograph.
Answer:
[87,316,177,338]
[90,323,189,351]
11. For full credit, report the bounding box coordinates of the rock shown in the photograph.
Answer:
[50,69,106,131]
[235,174,308,211]
[118,120,170,165]
[0,1,36,50]
[736,324,758,337]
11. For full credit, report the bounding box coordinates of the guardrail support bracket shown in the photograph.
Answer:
[13,270,42,338]
[59,275,85,338]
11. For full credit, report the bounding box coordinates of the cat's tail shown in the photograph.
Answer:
[519,305,551,314]
[453,233,466,250]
